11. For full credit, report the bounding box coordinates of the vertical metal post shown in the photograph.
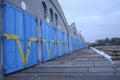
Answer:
[54,28,57,59]
[0,12,2,75]
[38,20,42,62]
[0,2,3,79]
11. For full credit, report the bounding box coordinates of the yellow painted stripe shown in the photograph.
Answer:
[16,40,26,65]
[41,39,47,42]
[42,39,50,56]
[49,40,54,56]
[42,39,54,56]
[4,33,19,40]
[25,37,37,65]
[57,41,62,54]
[4,33,26,66]
[4,33,38,66]
[30,38,38,42]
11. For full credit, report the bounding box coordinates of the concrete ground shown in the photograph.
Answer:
[3,48,120,80]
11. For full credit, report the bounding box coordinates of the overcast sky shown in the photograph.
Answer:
[58,0,120,42]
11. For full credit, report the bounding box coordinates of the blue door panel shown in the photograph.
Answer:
[56,29,59,56]
[3,3,24,74]
[70,36,72,52]
[3,2,38,74]
[64,33,67,54]
[41,21,55,62]
[31,43,38,63]
[4,5,15,34]
[48,26,50,41]
[15,9,25,69]
[42,43,48,61]
[63,33,67,54]
[57,29,63,57]
[16,40,24,68]
[65,34,68,54]
[26,42,38,67]
[57,29,61,56]
[46,24,48,40]
[15,9,24,39]
[31,18,37,37]
[62,33,65,55]
[60,31,63,56]
[24,14,31,40]
[24,14,38,67]
[4,40,16,68]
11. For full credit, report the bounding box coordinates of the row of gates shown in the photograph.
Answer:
[71,37,85,52]
[1,2,86,75]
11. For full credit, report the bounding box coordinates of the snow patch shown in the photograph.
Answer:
[92,47,112,61]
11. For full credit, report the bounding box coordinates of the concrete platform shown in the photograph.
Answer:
[3,48,120,80]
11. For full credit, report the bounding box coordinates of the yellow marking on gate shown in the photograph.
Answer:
[25,38,37,65]
[57,41,63,54]
[4,33,37,66]
[42,39,54,56]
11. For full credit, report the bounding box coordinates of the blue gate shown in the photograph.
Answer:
[69,36,72,52]
[2,2,38,74]
[62,33,66,55]
[56,29,64,57]
[64,33,68,54]
[24,13,38,67]
[41,21,55,62]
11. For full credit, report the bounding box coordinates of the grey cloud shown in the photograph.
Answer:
[58,0,120,42]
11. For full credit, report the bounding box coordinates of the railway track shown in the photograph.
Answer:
[95,45,120,61]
